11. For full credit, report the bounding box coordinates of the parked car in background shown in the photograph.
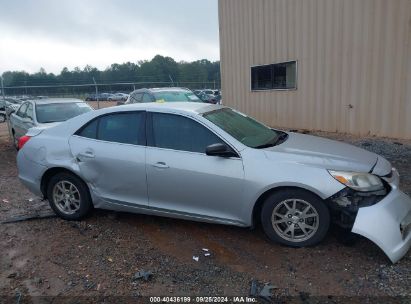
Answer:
[122,87,201,105]
[85,93,113,101]
[196,91,220,104]
[5,98,25,117]
[9,98,93,149]
[16,102,411,263]
[108,93,129,102]
[0,110,6,123]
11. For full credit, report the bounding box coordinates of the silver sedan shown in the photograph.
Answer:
[9,98,93,149]
[16,102,411,263]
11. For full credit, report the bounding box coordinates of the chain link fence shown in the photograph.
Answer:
[1,80,221,100]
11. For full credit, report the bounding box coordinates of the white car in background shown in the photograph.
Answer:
[0,110,6,123]
[9,98,93,149]
[108,93,129,101]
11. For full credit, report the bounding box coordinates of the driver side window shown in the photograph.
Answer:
[149,113,224,153]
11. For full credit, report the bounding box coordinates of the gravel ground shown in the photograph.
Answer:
[0,121,410,303]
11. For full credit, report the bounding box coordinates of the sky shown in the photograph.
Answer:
[0,0,219,74]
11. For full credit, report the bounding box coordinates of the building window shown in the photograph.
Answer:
[251,61,297,91]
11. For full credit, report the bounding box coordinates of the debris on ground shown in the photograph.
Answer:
[1,211,56,224]
[192,256,199,262]
[259,283,276,301]
[249,279,258,296]
[249,280,277,302]
[7,272,17,279]
[204,253,211,257]
[132,270,153,282]
[2,199,9,203]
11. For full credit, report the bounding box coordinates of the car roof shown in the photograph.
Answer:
[130,87,191,94]
[29,98,85,105]
[117,101,224,115]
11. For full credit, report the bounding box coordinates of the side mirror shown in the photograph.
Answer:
[206,143,237,158]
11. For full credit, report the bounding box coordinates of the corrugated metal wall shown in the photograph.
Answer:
[219,0,411,138]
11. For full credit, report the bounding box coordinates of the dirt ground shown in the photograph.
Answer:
[0,118,410,303]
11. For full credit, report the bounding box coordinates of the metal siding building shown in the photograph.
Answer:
[218,0,411,139]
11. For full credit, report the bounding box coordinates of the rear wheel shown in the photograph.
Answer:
[261,189,330,247]
[47,172,93,220]
[12,131,18,150]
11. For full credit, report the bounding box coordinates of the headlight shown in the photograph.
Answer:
[328,170,384,192]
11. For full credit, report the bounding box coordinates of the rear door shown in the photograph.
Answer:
[69,111,148,207]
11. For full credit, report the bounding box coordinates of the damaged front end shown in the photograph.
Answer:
[328,168,411,263]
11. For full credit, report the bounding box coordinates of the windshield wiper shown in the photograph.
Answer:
[254,132,289,149]
[254,138,278,149]
[40,120,60,123]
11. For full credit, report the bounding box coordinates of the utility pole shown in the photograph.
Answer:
[93,77,99,109]
[1,76,12,142]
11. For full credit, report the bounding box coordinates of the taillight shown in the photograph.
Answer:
[18,135,31,150]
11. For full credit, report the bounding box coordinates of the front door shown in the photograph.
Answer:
[146,112,245,224]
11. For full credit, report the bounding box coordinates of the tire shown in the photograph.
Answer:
[12,131,18,151]
[0,113,5,123]
[261,189,330,247]
[47,172,93,220]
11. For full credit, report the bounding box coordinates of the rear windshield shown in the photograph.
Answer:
[36,102,92,123]
[153,91,201,102]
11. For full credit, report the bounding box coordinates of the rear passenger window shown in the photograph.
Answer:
[77,119,98,139]
[76,112,145,145]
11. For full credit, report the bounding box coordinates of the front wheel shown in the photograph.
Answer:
[0,113,5,123]
[261,189,330,247]
[47,172,93,220]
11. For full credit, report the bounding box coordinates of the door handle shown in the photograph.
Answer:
[152,161,169,169]
[77,150,95,160]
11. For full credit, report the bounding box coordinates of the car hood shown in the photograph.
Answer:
[263,132,389,174]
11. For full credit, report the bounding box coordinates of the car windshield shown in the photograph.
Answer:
[153,91,201,102]
[203,108,279,148]
[36,102,92,123]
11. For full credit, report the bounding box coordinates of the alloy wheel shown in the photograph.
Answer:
[271,198,319,242]
[52,181,81,215]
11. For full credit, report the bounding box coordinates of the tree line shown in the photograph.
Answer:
[1,55,220,88]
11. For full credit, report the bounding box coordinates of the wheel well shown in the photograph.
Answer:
[41,167,85,199]
[251,186,326,228]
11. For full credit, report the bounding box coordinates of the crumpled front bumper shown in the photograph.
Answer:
[352,169,411,263]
